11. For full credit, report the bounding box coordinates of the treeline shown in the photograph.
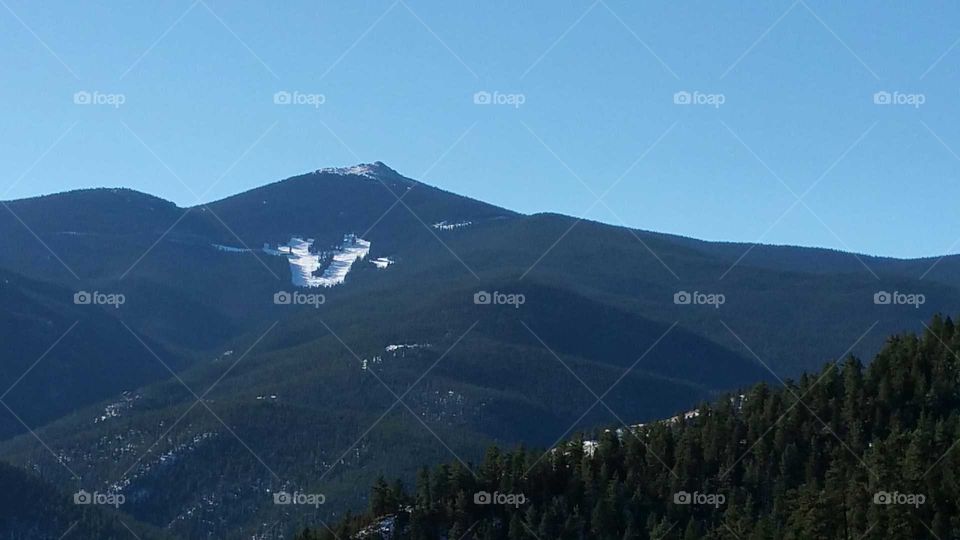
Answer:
[300,315,960,539]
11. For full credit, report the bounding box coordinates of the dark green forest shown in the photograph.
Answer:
[301,315,960,539]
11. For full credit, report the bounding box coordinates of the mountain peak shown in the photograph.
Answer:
[314,161,399,181]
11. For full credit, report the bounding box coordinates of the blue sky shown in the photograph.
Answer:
[2,0,959,258]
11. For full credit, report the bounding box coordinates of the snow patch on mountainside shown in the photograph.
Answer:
[264,234,370,288]
[212,243,251,253]
[371,257,394,269]
[432,220,472,231]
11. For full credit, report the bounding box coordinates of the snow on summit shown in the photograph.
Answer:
[264,234,371,288]
[315,162,392,181]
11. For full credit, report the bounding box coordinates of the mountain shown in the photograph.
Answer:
[0,162,957,537]
[0,460,170,539]
[0,267,187,440]
[303,314,960,540]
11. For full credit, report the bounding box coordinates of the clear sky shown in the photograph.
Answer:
[2,1,959,258]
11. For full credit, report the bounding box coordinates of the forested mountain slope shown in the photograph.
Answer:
[308,314,960,539]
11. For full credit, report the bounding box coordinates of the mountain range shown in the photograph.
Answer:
[0,162,956,538]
